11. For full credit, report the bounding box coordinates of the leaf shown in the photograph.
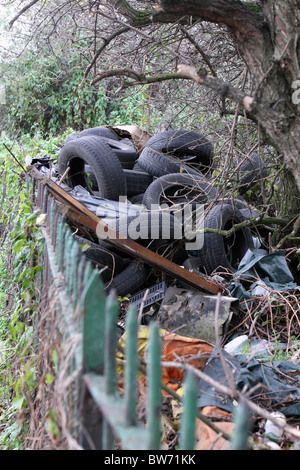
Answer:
[11,396,26,411]
[46,409,60,439]
[12,239,25,253]
[80,241,92,252]
[52,349,59,370]
[46,373,54,385]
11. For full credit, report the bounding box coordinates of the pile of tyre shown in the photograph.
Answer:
[58,126,267,297]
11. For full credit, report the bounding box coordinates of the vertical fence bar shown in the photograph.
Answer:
[83,258,93,286]
[102,291,119,449]
[104,291,119,395]
[178,370,197,450]
[147,322,161,450]
[124,306,138,427]
[80,269,107,449]
[42,185,48,214]
[82,269,106,373]
[56,217,63,269]
[65,232,72,295]
[49,198,55,242]
[231,401,251,450]
[71,241,79,306]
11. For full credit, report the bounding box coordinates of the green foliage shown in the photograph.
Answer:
[0,51,107,136]
[0,48,147,138]
[0,133,64,449]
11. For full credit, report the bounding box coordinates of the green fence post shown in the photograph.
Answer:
[124,306,138,427]
[49,198,55,242]
[231,401,251,450]
[147,322,161,450]
[102,291,119,449]
[83,257,93,286]
[178,370,197,450]
[104,290,119,394]
[71,241,80,306]
[80,270,107,449]
[82,270,106,373]
[64,230,71,293]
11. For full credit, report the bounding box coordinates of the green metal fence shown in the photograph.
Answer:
[32,176,201,451]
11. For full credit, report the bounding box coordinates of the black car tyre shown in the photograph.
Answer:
[73,234,125,282]
[237,152,267,195]
[104,261,149,297]
[137,146,204,178]
[197,204,253,275]
[142,173,218,210]
[137,129,214,177]
[115,211,182,242]
[65,126,119,144]
[146,129,213,164]
[58,136,127,200]
[124,169,153,197]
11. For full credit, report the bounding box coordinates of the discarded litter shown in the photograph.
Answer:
[197,346,300,416]
[229,248,299,302]
[157,286,239,343]
[27,125,300,450]
[128,281,167,310]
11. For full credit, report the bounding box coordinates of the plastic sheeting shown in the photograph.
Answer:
[36,164,144,220]
[229,248,298,301]
[197,347,300,416]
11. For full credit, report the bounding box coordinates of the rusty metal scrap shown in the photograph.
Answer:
[28,165,221,294]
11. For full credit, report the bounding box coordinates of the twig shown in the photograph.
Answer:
[137,288,149,324]
[179,26,217,77]
[3,143,26,172]
[163,360,300,442]
[116,341,231,440]
[9,0,41,30]
[214,292,236,395]
[58,167,70,186]
[80,26,130,87]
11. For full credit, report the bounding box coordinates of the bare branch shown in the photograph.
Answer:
[157,0,264,41]
[90,67,144,86]
[180,26,218,77]
[80,26,130,87]
[106,0,190,27]
[9,0,41,30]
[177,64,254,111]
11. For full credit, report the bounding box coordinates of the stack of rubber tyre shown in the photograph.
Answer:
[58,126,267,296]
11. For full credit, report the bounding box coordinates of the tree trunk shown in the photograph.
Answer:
[157,0,300,241]
[158,0,300,194]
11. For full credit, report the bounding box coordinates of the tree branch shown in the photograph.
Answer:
[106,0,190,26]
[90,68,146,86]
[9,0,41,30]
[90,69,191,87]
[177,64,254,111]
[179,26,218,77]
[157,0,264,41]
[80,26,130,87]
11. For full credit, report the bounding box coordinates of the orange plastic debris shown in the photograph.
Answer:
[117,326,213,395]
[160,333,214,393]
[195,406,234,450]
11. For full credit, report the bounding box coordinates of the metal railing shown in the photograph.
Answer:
[31,175,201,450]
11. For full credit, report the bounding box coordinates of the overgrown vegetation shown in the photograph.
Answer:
[0,49,147,137]
[0,134,65,449]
